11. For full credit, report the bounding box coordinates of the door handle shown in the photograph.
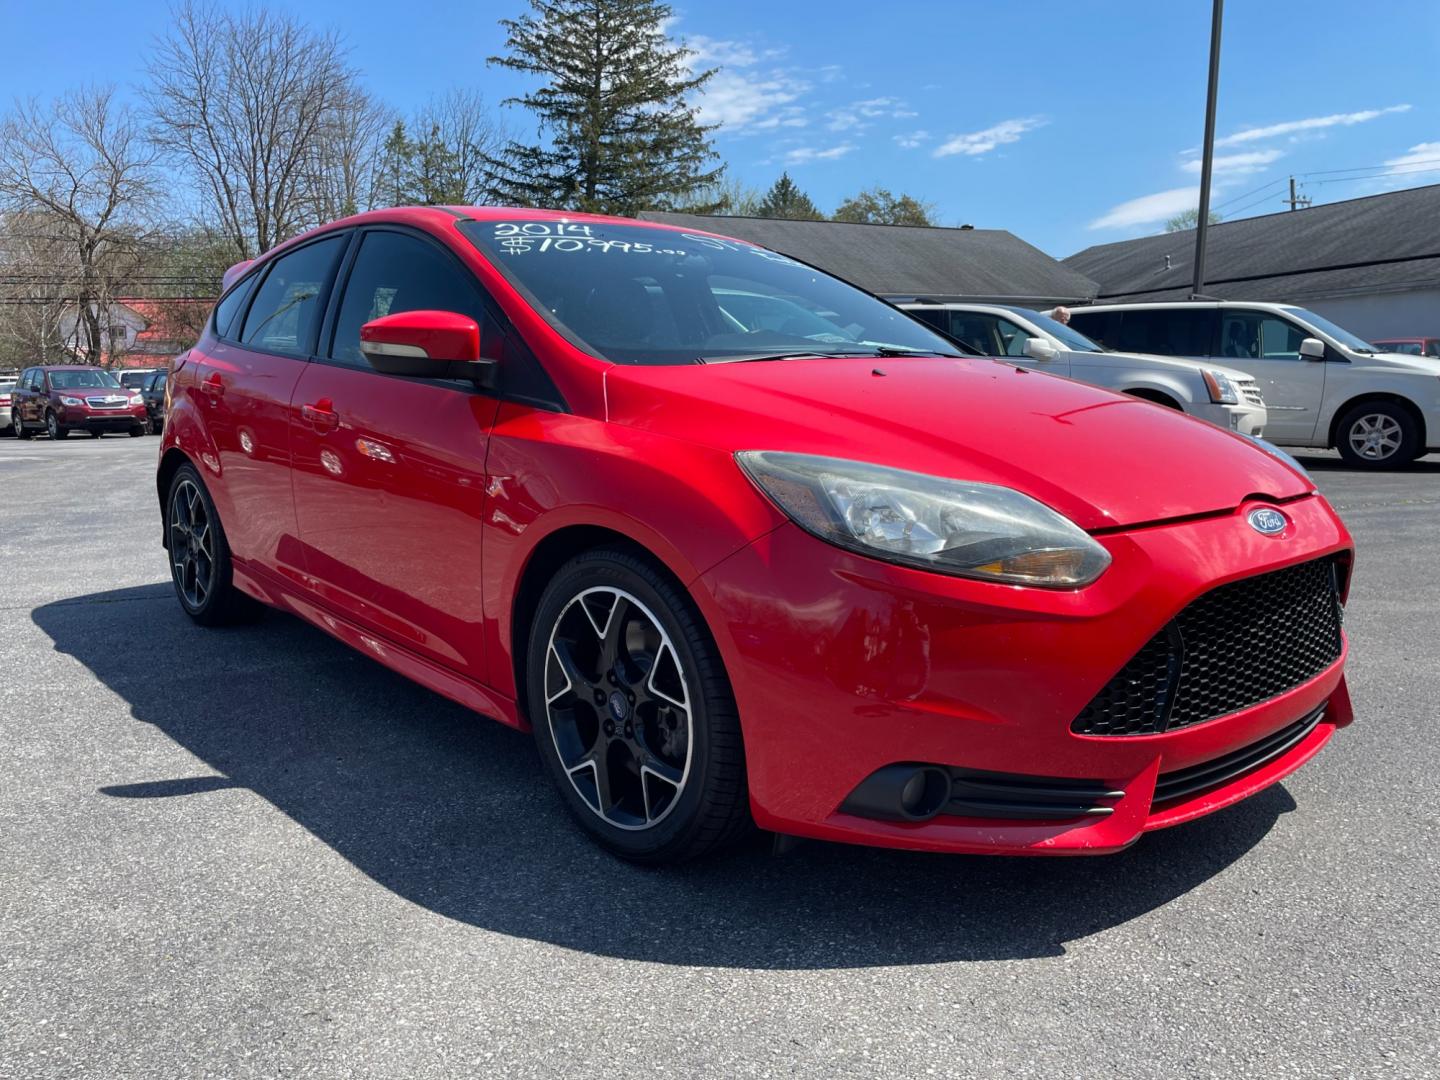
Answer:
[300,398,340,432]
[200,373,225,397]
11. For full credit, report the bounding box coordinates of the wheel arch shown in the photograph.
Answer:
[1124,386,1185,410]
[156,447,194,546]
[1326,392,1426,450]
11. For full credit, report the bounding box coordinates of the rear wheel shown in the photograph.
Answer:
[1335,401,1420,468]
[527,548,750,863]
[128,425,144,437]
[166,463,256,626]
[12,412,31,440]
[46,412,68,440]
[90,430,102,439]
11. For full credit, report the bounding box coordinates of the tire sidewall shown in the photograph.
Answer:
[527,552,725,860]
[1337,403,1419,468]
[166,464,233,621]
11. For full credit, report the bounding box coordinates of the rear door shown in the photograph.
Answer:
[193,231,350,580]
[288,226,506,680]
[1216,310,1325,442]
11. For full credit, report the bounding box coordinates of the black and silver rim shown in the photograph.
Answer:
[11,412,20,435]
[544,587,693,830]
[1348,412,1403,460]
[46,413,58,438]
[169,478,215,610]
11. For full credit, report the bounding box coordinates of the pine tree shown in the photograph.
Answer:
[485,0,723,215]
[378,121,412,207]
[755,173,823,220]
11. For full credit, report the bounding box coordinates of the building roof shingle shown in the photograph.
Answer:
[1064,182,1440,301]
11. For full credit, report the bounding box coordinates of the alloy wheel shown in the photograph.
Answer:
[543,587,693,830]
[11,412,20,437]
[46,413,58,439]
[1348,412,1403,461]
[169,478,216,610]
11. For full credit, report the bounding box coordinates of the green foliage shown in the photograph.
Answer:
[375,120,469,207]
[833,187,936,226]
[1164,207,1223,233]
[755,173,823,220]
[485,0,723,215]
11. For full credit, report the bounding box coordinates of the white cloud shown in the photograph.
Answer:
[1089,186,1200,230]
[1384,141,1440,172]
[1213,105,1411,148]
[783,143,858,165]
[894,129,931,149]
[685,33,810,133]
[1180,148,1283,176]
[825,96,917,133]
[933,117,1045,158]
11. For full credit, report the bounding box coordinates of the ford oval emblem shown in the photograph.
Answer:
[1248,507,1288,536]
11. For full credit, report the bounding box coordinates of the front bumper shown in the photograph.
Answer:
[698,492,1351,855]
[58,405,146,431]
[1196,400,1266,437]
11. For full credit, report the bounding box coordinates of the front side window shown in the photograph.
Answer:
[1006,307,1104,352]
[330,231,488,368]
[240,235,347,356]
[461,220,958,365]
[1220,313,1308,361]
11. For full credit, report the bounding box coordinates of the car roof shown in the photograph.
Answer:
[36,364,106,371]
[1071,300,1295,313]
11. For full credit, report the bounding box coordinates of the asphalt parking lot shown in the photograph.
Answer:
[1,434,1437,1079]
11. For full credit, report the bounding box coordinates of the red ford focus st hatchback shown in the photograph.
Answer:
[157,207,1354,863]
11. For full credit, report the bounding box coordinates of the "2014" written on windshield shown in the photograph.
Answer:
[493,222,687,256]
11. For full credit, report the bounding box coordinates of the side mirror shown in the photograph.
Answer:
[1299,337,1326,360]
[360,310,495,386]
[1023,337,1058,361]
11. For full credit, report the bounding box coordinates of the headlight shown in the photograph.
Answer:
[1238,434,1314,486]
[59,396,83,406]
[128,393,143,405]
[1202,369,1240,404]
[736,451,1112,587]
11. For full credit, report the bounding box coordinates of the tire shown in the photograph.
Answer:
[90,430,102,439]
[149,417,162,435]
[129,425,144,437]
[46,412,68,440]
[12,412,31,440]
[527,547,750,864]
[1334,401,1421,469]
[165,463,257,626]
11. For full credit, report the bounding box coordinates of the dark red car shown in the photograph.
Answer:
[10,365,148,439]
[157,207,1354,863]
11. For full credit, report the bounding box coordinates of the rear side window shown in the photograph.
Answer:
[1115,309,1213,356]
[240,234,347,356]
[1067,309,1116,347]
[213,274,258,339]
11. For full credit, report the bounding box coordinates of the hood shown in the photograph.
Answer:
[1364,350,1440,376]
[605,357,1310,531]
[1071,348,1254,382]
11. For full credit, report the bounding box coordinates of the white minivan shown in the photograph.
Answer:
[900,301,1267,436]
[1068,301,1440,468]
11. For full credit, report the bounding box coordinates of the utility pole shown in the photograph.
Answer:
[1284,175,1312,211]
[1191,0,1223,299]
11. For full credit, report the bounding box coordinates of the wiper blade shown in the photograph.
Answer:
[697,349,873,364]
[866,344,966,358]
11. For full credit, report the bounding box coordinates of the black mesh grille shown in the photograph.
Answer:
[1073,557,1344,736]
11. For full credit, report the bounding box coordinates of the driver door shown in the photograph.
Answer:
[1218,312,1326,442]
[949,312,1071,376]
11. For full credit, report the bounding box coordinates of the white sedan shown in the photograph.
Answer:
[899,302,1267,436]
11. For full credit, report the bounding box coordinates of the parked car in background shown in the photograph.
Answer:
[156,206,1354,864]
[140,369,169,434]
[1371,337,1440,358]
[9,365,148,439]
[118,367,163,391]
[1068,302,1440,468]
[0,380,15,437]
[899,301,1267,436]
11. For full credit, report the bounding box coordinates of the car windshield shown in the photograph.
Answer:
[119,371,151,388]
[1283,307,1376,353]
[1001,306,1104,352]
[461,219,960,365]
[48,369,122,390]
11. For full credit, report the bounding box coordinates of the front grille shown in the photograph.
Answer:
[1073,556,1344,736]
[85,395,128,410]
[1238,380,1264,406]
[1154,706,1325,804]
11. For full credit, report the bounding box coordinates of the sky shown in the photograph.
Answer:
[3,0,1439,257]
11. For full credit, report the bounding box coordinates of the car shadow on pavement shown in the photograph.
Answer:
[35,584,1296,970]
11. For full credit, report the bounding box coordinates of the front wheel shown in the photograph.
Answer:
[46,412,68,440]
[165,463,257,626]
[527,548,750,864]
[1335,401,1421,468]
